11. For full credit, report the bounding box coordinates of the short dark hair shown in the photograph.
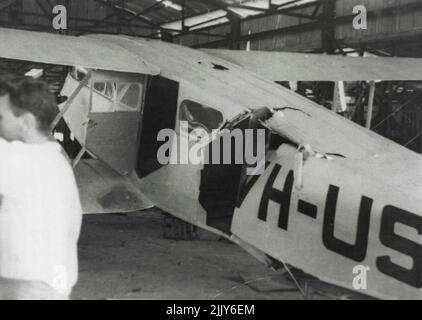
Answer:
[0,74,58,132]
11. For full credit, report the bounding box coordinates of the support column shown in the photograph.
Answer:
[8,0,23,27]
[365,81,376,129]
[322,0,336,54]
[228,12,241,50]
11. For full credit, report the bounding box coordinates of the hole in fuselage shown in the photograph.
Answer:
[211,63,229,71]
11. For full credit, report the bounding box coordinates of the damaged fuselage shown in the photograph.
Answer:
[54,35,422,300]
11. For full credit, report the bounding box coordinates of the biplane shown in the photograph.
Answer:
[0,27,421,300]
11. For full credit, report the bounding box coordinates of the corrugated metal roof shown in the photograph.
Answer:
[113,0,315,30]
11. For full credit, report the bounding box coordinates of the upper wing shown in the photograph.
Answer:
[203,49,422,81]
[0,27,160,75]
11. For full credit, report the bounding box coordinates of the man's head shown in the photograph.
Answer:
[0,74,57,142]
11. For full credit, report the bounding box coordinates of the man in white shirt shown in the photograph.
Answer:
[0,74,82,299]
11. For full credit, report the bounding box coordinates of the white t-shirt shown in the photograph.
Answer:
[0,138,82,296]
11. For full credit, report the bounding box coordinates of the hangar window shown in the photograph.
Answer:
[179,100,224,133]
[116,83,142,111]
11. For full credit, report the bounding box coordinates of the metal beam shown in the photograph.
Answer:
[157,0,218,26]
[1,10,158,31]
[133,0,166,17]
[0,0,14,12]
[124,0,169,26]
[148,0,320,38]
[213,3,271,13]
[181,0,186,32]
[186,14,228,30]
[34,0,52,22]
[92,0,180,33]
[404,131,422,148]
[207,0,307,14]
[164,0,316,32]
[275,0,305,10]
[182,0,322,45]
[204,0,320,24]
[372,92,422,130]
[311,1,322,18]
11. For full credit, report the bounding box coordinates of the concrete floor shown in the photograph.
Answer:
[71,209,369,300]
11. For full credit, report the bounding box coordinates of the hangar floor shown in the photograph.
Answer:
[71,209,371,300]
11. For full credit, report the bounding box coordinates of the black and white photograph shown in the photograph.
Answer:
[0,0,421,304]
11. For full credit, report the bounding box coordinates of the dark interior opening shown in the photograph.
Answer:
[137,76,179,178]
[198,118,251,234]
[199,119,293,235]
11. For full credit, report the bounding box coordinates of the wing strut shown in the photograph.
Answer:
[365,81,376,129]
[51,70,92,130]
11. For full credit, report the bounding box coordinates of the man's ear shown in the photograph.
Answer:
[20,112,38,133]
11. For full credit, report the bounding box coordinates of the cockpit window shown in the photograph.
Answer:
[120,84,140,109]
[116,83,142,111]
[93,82,113,99]
[71,68,113,100]
[93,82,105,92]
[105,83,113,98]
[179,100,224,133]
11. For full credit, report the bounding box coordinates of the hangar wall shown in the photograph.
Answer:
[3,0,422,54]
[175,0,422,54]
[335,0,422,49]
[0,0,150,35]
[239,5,321,52]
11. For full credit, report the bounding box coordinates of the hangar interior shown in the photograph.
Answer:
[0,0,421,300]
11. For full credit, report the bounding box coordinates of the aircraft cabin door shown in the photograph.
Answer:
[85,71,147,175]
